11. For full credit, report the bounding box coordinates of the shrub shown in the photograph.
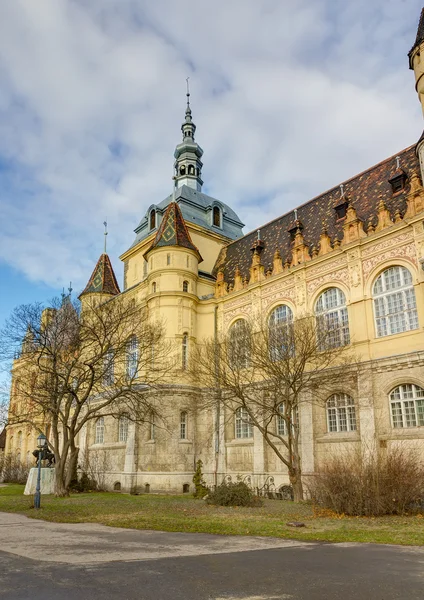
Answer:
[192,459,208,498]
[309,446,424,516]
[0,454,30,484]
[207,481,263,507]
[69,472,97,493]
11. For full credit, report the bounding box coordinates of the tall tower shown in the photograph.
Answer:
[173,83,204,191]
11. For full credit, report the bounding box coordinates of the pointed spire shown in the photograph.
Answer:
[409,8,424,66]
[144,202,203,262]
[79,254,121,298]
[174,81,204,191]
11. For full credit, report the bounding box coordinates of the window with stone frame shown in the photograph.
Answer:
[126,335,138,379]
[268,305,294,361]
[373,266,418,337]
[118,415,129,443]
[149,412,155,441]
[235,407,253,439]
[389,384,424,428]
[182,333,188,370]
[228,320,251,369]
[326,393,357,433]
[180,411,187,439]
[315,287,350,349]
[95,417,105,444]
[103,348,114,386]
[150,210,156,230]
[213,206,221,227]
[277,404,299,436]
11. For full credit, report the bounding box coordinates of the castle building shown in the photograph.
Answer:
[5,10,424,494]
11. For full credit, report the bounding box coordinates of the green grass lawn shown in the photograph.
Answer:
[1,484,423,546]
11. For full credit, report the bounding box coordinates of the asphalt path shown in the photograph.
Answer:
[0,512,423,600]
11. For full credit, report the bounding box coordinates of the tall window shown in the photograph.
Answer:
[213,206,221,227]
[229,320,250,369]
[373,266,418,337]
[17,431,22,448]
[269,305,293,360]
[183,280,189,292]
[390,384,424,428]
[118,415,129,443]
[235,407,253,439]
[326,393,356,432]
[95,417,105,444]
[149,412,155,440]
[103,348,114,386]
[182,334,188,370]
[126,336,138,379]
[276,403,299,437]
[150,210,156,229]
[167,253,171,266]
[315,288,350,349]
[152,282,156,293]
[180,411,187,439]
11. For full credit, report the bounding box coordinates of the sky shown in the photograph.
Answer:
[0,0,423,329]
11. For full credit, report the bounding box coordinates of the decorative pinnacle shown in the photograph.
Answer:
[68,282,73,296]
[257,229,261,240]
[396,155,401,170]
[103,220,108,254]
[340,183,345,197]
[186,77,190,108]
[294,208,298,220]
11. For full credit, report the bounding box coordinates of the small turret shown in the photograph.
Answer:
[79,253,120,309]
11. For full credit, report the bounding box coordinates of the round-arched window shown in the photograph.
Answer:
[389,384,424,428]
[228,320,250,368]
[150,210,156,230]
[268,305,293,360]
[373,266,418,337]
[315,288,350,349]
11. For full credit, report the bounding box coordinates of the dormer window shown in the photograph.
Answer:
[150,210,156,230]
[213,206,221,228]
[389,173,407,194]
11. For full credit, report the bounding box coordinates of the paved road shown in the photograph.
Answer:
[0,512,423,600]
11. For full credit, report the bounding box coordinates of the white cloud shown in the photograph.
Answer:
[0,0,422,290]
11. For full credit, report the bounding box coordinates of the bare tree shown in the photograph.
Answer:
[0,295,173,496]
[192,314,355,501]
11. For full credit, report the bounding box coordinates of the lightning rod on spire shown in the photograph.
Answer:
[103,220,108,254]
[186,77,190,107]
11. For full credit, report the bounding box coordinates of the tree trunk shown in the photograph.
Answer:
[65,447,79,491]
[289,469,304,502]
[54,460,70,497]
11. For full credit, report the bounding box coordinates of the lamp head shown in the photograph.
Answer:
[37,433,47,449]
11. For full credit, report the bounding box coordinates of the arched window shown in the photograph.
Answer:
[213,206,221,227]
[188,165,195,175]
[183,280,189,293]
[118,415,129,443]
[126,336,138,379]
[17,431,22,448]
[389,384,424,428]
[103,348,114,386]
[315,288,350,349]
[326,393,356,432]
[186,255,190,268]
[235,407,253,439]
[95,417,105,444]
[229,320,250,368]
[152,282,156,293]
[150,210,156,230]
[373,266,418,337]
[182,334,188,370]
[143,260,148,278]
[167,253,171,266]
[269,305,294,360]
[180,165,186,176]
[180,411,187,439]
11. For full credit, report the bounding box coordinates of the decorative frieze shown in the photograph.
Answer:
[307,268,349,295]
[362,243,417,279]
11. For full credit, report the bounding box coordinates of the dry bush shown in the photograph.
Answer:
[309,446,424,516]
[0,454,30,484]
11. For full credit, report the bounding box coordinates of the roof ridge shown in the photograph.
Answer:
[225,144,416,247]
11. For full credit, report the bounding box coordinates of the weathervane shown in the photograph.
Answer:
[103,220,108,253]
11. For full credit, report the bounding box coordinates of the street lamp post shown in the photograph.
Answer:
[34,433,47,509]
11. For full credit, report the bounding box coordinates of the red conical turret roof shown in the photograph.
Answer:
[79,254,120,298]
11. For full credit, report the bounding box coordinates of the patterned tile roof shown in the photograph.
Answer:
[144,201,203,262]
[213,145,419,284]
[80,253,121,297]
[409,8,424,61]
